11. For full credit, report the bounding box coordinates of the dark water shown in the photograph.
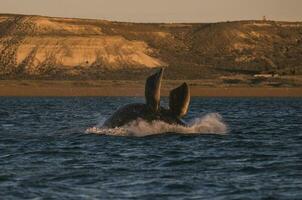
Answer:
[0,97,301,199]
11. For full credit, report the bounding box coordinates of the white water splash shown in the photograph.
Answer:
[86,113,228,137]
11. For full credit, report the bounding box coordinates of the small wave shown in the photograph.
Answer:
[86,113,228,137]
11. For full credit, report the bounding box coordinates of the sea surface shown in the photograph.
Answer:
[0,97,301,199]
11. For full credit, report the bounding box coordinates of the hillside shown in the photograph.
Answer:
[0,14,302,80]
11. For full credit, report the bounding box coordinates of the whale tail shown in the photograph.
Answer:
[169,82,190,118]
[145,68,164,112]
[145,68,190,118]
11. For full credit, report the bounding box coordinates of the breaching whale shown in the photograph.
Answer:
[103,68,190,128]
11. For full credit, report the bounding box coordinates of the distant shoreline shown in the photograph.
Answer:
[0,81,301,97]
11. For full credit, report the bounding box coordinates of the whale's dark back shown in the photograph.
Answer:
[103,103,185,128]
[103,104,147,128]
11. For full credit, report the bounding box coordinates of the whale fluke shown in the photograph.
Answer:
[169,83,190,118]
[145,68,164,112]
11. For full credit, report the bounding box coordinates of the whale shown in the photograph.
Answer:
[103,68,190,128]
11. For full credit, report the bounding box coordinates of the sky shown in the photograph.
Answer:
[0,0,301,22]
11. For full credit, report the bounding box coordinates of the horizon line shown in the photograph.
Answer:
[1,12,302,24]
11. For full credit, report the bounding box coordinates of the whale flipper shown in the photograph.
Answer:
[169,83,190,118]
[103,68,191,128]
[145,68,164,112]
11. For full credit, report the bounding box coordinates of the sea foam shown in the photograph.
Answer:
[86,113,228,137]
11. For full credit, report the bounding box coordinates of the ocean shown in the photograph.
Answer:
[0,97,301,199]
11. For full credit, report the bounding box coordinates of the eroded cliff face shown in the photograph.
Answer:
[0,14,302,79]
[15,36,164,73]
[0,15,165,77]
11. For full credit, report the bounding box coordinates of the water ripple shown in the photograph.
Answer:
[0,97,301,199]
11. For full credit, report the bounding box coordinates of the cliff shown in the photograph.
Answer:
[0,14,301,79]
